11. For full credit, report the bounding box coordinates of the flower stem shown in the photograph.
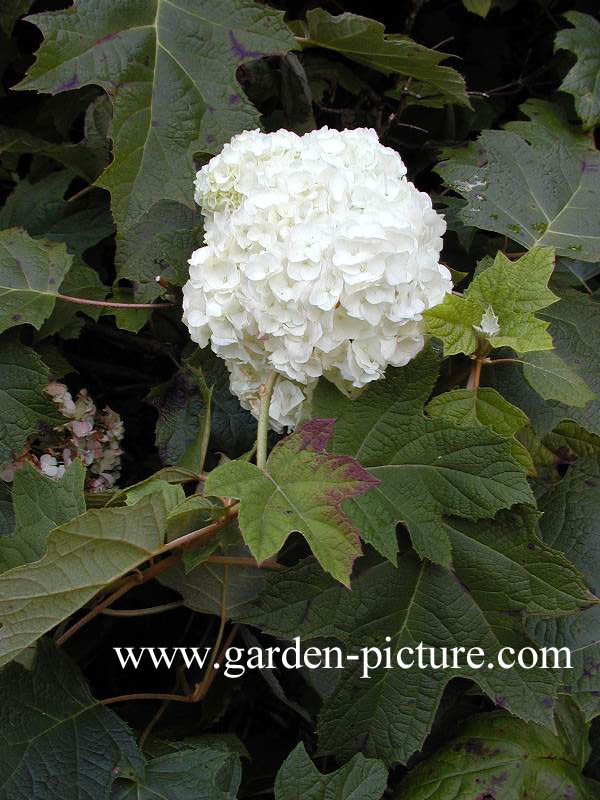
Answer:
[256,372,278,472]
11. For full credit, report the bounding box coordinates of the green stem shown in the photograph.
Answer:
[256,372,278,472]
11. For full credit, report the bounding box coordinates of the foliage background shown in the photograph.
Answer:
[1,0,600,797]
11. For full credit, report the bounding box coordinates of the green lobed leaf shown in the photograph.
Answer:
[504,98,595,152]
[393,711,599,799]
[437,121,600,261]
[555,12,600,131]
[427,387,533,472]
[112,742,242,799]
[36,260,106,339]
[527,456,600,720]
[0,332,65,464]
[492,291,600,434]
[0,491,171,668]
[115,200,203,303]
[0,170,113,258]
[240,551,563,765]
[299,9,470,109]
[274,743,387,800]
[0,169,112,338]
[205,419,379,585]
[320,347,534,566]
[160,542,267,617]
[16,0,297,236]
[0,639,144,800]
[424,248,558,356]
[0,229,72,334]
[0,459,85,573]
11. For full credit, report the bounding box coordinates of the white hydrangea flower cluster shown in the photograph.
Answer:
[182,127,451,432]
[0,382,124,492]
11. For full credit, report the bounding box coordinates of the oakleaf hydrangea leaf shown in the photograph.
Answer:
[555,12,600,132]
[298,9,470,109]
[159,542,268,617]
[527,456,600,720]
[16,0,297,234]
[427,387,533,472]
[0,459,85,573]
[0,332,65,463]
[204,419,379,585]
[437,122,600,261]
[492,291,600,434]
[240,551,564,765]
[0,491,171,668]
[424,248,558,356]
[0,228,72,334]
[0,640,144,800]
[112,741,242,800]
[274,743,387,800]
[321,347,534,566]
[394,711,599,799]
[504,98,595,152]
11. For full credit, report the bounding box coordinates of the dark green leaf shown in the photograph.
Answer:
[0,332,64,464]
[0,229,73,334]
[528,456,600,720]
[17,0,297,235]
[274,743,387,800]
[299,9,470,109]
[112,742,241,799]
[555,12,600,131]
[0,460,85,573]
[322,347,534,565]
[437,119,600,261]
[0,640,144,800]
[240,553,561,765]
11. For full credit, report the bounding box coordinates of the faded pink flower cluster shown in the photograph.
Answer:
[0,382,124,493]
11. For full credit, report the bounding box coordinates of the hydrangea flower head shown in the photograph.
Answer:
[182,127,451,431]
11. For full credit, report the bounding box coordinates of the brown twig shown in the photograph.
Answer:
[205,555,284,570]
[191,624,240,702]
[484,357,523,366]
[100,600,184,617]
[55,554,181,646]
[160,507,239,553]
[466,357,483,390]
[58,294,174,309]
[101,691,194,705]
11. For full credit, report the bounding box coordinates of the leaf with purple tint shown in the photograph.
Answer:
[322,346,534,567]
[204,420,379,585]
[394,710,599,798]
[16,0,297,237]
